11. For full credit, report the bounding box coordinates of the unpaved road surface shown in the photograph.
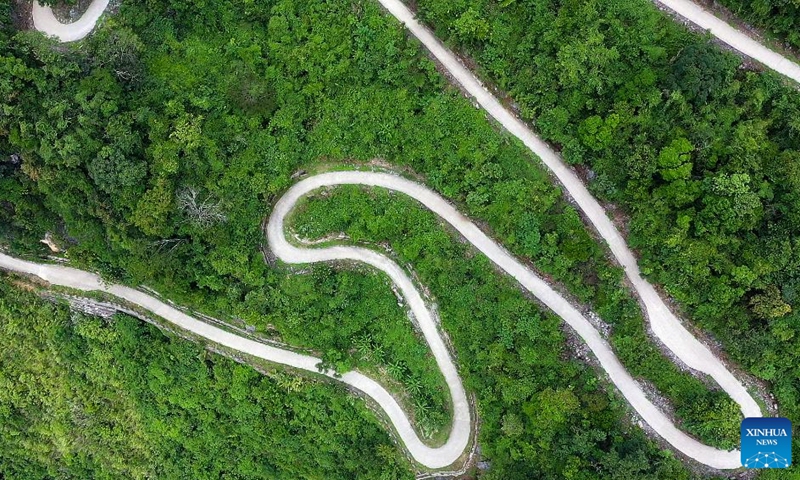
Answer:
[32,0,109,42]
[2,169,751,469]
[0,247,468,469]
[24,0,780,469]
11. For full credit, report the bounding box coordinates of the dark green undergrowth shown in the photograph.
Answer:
[0,278,412,479]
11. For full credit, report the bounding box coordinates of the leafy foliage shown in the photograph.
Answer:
[0,278,411,479]
[1,0,792,474]
[716,0,800,50]
[416,0,800,461]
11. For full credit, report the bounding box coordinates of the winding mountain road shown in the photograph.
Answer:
[20,0,784,470]
[32,0,109,42]
[0,244,469,469]
[377,0,763,419]
[1,170,746,469]
[270,172,751,469]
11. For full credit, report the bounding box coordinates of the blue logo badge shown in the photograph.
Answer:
[741,417,792,468]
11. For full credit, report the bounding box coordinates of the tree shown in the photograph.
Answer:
[176,187,227,229]
[89,26,145,84]
[132,177,175,237]
[750,285,792,320]
[668,42,737,106]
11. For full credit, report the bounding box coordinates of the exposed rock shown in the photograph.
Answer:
[40,232,61,253]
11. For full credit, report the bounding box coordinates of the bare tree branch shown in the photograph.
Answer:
[176,188,227,229]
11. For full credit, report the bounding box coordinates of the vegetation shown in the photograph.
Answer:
[0,278,412,479]
[1,0,796,475]
[290,184,743,449]
[715,0,800,51]
[415,0,800,465]
[1,0,699,474]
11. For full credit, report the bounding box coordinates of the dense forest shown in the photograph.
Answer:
[0,0,710,475]
[416,0,800,468]
[0,0,702,476]
[714,0,800,51]
[0,0,798,476]
[0,278,412,479]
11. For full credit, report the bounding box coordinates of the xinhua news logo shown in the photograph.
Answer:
[741,417,792,468]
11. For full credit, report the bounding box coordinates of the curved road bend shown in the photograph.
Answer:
[270,171,747,469]
[3,170,745,469]
[32,0,109,43]
[0,247,470,470]
[25,0,781,469]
